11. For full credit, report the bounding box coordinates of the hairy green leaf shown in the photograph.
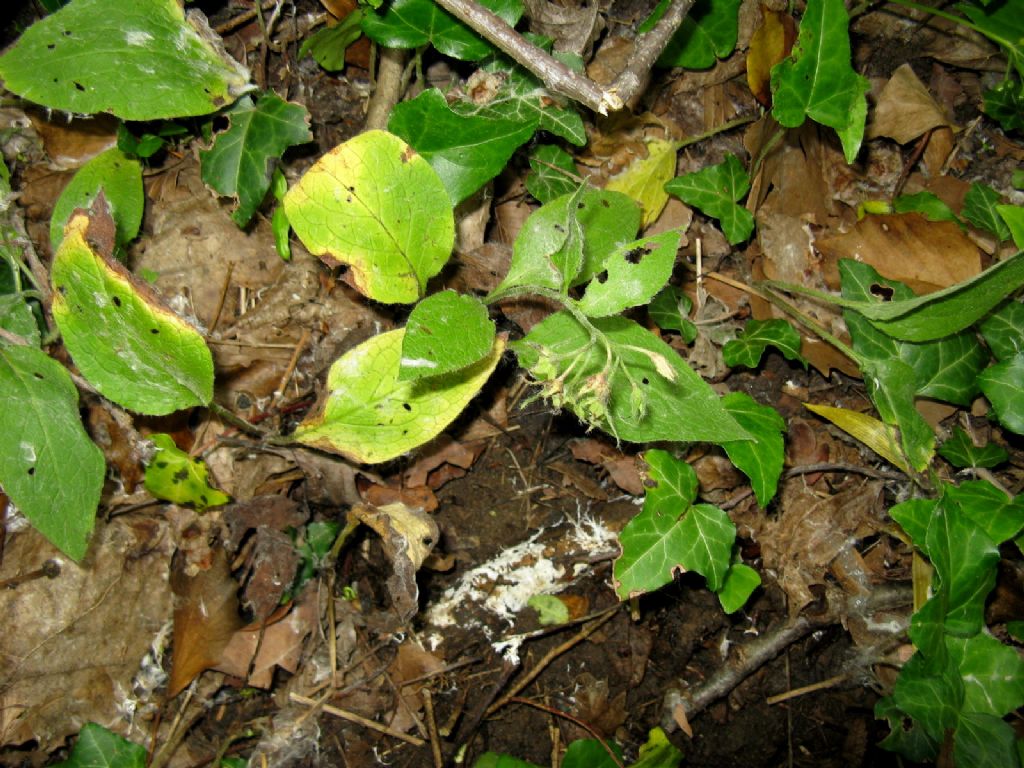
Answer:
[770,0,870,163]
[0,343,104,561]
[200,92,311,226]
[577,231,680,317]
[294,329,504,463]
[0,0,252,120]
[399,291,495,380]
[283,130,455,304]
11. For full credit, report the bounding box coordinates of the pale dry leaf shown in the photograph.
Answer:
[868,63,953,145]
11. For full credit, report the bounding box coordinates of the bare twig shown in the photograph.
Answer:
[430,0,693,114]
[289,692,426,746]
[508,697,625,768]
[365,46,409,130]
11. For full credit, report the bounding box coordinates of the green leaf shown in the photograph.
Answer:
[50,209,214,415]
[455,57,586,146]
[632,727,683,768]
[978,352,1024,435]
[769,0,870,163]
[52,723,147,768]
[471,754,543,768]
[946,480,1024,548]
[997,204,1024,250]
[0,343,104,561]
[0,295,42,346]
[299,11,364,71]
[0,0,252,120]
[722,318,805,369]
[954,712,1022,768]
[947,632,1024,718]
[720,392,785,507]
[50,148,142,250]
[890,497,937,549]
[389,89,535,205]
[877,696,939,762]
[963,183,1011,241]
[572,190,644,285]
[892,652,964,742]
[980,299,1024,361]
[399,290,495,380]
[294,329,504,463]
[983,76,1024,133]
[665,153,753,244]
[862,357,934,471]
[526,144,578,203]
[677,504,735,591]
[144,433,230,511]
[362,0,522,60]
[925,491,1000,637]
[513,313,751,445]
[528,594,570,626]
[657,0,742,69]
[560,739,622,768]
[270,167,292,261]
[717,561,761,613]
[648,285,696,342]
[577,231,680,317]
[893,191,960,225]
[283,129,455,304]
[199,92,311,227]
[938,427,1009,469]
[957,0,1024,81]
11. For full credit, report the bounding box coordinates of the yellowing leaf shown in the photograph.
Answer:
[51,204,214,415]
[294,329,504,463]
[283,130,455,304]
[804,403,911,473]
[605,138,681,228]
[144,433,230,511]
[746,6,797,107]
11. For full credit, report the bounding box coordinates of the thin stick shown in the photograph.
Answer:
[486,607,618,716]
[766,672,849,706]
[271,328,311,408]
[289,692,426,746]
[423,689,444,768]
[508,697,624,768]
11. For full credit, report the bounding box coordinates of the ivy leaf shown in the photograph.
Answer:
[513,313,750,445]
[362,0,522,60]
[979,300,1024,360]
[938,427,1009,470]
[721,392,785,507]
[51,205,214,415]
[978,353,1024,435]
[399,290,495,380]
[577,231,680,317]
[655,0,742,68]
[526,144,578,203]
[876,696,940,763]
[144,433,230,511]
[945,480,1024,549]
[0,343,104,561]
[679,505,737,593]
[863,357,935,472]
[299,10,364,71]
[200,92,311,227]
[947,631,1024,718]
[983,76,1024,133]
[717,561,761,614]
[50,147,142,250]
[892,653,964,743]
[0,0,252,120]
[953,712,1021,768]
[769,0,870,163]
[893,191,960,226]
[389,88,535,205]
[605,138,682,227]
[283,130,455,304]
[962,182,1011,241]
[997,204,1024,250]
[52,723,146,768]
[648,285,696,342]
[632,728,684,768]
[722,318,805,369]
[294,329,504,463]
[665,153,754,244]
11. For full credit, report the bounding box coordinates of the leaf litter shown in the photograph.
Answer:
[1,0,1023,765]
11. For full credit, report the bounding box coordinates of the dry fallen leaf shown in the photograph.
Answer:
[868,63,953,145]
[169,547,245,697]
[746,5,797,107]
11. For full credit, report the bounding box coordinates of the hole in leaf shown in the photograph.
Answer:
[47,43,56,50]
[594,270,608,284]
[553,224,565,233]
[641,377,650,385]
[150,328,159,334]
[112,296,122,307]
[32,372,44,380]
[73,81,85,92]
[27,466,35,476]
[870,284,894,301]
[155,461,168,469]
[402,403,412,411]
[173,468,189,483]
[624,246,650,265]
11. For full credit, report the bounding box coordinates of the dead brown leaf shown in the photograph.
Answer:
[569,439,644,496]
[27,109,118,169]
[746,6,797,107]
[868,63,953,145]
[0,517,175,750]
[403,434,482,489]
[386,640,445,734]
[350,503,439,623]
[816,213,981,293]
[169,547,245,697]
